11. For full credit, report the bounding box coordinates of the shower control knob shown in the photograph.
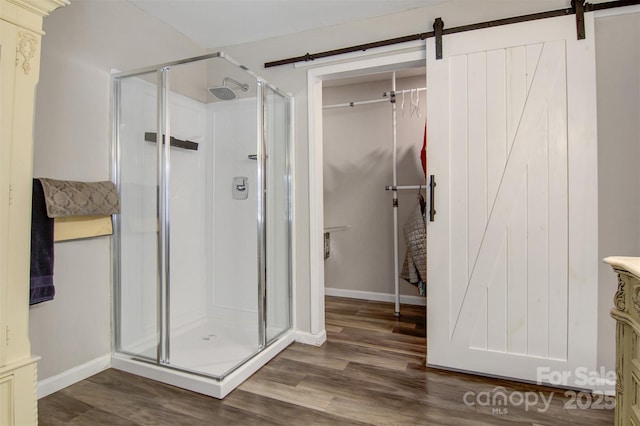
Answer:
[232,177,249,200]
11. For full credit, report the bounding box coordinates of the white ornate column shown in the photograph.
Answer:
[0,0,68,424]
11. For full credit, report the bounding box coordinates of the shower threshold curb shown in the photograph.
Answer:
[111,330,296,399]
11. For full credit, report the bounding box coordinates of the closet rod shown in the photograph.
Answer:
[323,97,389,109]
[385,185,425,191]
[323,86,426,110]
[264,0,640,68]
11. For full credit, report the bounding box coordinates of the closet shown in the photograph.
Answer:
[322,68,427,315]
[0,0,66,424]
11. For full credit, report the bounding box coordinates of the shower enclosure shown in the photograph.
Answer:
[111,53,293,398]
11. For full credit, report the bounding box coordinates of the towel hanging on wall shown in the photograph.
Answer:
[30,179,55,305]
[38,178,120,218]
[37,178,120,242]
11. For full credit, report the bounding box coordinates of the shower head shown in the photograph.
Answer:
[209,86,238,101]
[209,77,249,101]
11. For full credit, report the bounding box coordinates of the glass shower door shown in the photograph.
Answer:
[114,72,160,361]
[264,85,292,342]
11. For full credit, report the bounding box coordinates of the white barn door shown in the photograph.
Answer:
[426,14,598,389]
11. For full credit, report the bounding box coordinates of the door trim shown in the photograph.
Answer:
[306,49,426,338]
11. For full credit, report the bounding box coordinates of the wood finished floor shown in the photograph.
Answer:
[38,297,614,425]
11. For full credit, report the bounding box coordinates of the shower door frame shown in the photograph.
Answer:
[111,52,294,381]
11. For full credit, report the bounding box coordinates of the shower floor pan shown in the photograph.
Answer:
[111,325,295,398]
[169,321,259,375]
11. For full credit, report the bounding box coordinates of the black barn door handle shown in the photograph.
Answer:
[429,174,436,222]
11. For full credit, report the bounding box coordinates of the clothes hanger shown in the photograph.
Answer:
[410,88,421,119]
[408,89,416,118]
[401,90,408,119]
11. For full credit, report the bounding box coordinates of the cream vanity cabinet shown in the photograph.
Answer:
[606,257,640,426]
[0,0,66,424]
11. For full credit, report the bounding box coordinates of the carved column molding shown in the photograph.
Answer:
[633,285,640,317]
[616,322,624,425]
[614,273,626,312]
[15,31,38,75]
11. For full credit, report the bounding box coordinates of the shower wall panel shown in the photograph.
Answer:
[208,99,259,330]
[168,92,208,333]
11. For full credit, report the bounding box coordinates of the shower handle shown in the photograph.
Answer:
[232,176,249,200]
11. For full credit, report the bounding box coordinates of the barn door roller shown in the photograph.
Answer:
[433,17,444,60]
[573,0,587,40]
[432,3,587,61]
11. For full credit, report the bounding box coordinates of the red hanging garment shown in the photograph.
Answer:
[420,122,427,178]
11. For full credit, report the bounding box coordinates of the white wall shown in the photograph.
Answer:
[31,0,637,389]
[31,0,205,382]
[323,76,426,298]
[595,12,640,379]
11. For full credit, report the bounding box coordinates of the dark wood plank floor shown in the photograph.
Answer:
[39,297,614,425]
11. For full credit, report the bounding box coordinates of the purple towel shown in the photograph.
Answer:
[30,179,55,304]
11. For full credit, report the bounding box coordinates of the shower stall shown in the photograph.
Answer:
[110,53,293,398]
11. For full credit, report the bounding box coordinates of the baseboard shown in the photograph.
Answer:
[37,354,111,399]
[295,329,327,346]
[590,378,616,396]
[324,287,426,306]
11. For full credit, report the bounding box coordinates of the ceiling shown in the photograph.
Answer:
[127,0,447,49]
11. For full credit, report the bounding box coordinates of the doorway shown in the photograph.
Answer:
[322,69,427,305]
[321,67,429,363]
[306,48,428,348]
